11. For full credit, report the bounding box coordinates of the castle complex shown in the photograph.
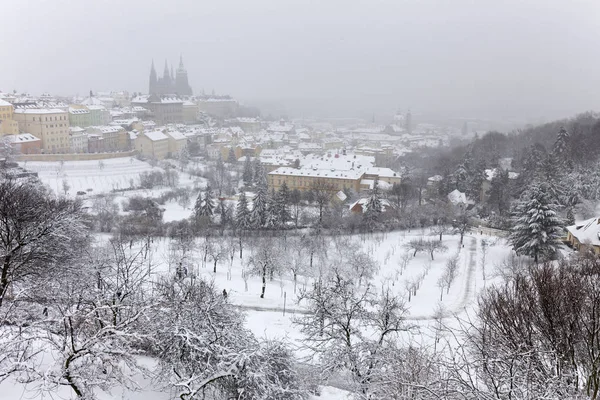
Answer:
[148,56,193,96]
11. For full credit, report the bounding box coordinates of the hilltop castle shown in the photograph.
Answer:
[149,55,193,96]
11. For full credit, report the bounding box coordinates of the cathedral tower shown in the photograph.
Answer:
[175,55,193,96]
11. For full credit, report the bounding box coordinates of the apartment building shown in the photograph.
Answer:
[13,108,70,153]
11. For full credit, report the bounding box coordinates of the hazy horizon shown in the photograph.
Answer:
[2,0,599,121]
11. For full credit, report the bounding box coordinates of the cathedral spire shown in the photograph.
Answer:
[179,54,184,69]
[163,59,170,80]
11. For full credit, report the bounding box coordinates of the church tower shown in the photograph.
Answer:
[175,55,193,96]
[149,60,157,95]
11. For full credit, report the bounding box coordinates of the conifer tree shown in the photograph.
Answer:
[509,182,563,263]
[235,191,251,230]
[363,178,383,231]
[553,126,570,158]
[250,186,269,228]
[227,147,237,163]
[200,185,215,216]
[242,156,253,186]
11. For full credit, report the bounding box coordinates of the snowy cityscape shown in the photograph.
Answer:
[2,1,600,399]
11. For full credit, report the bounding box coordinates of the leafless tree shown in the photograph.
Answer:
[0,178,87,309]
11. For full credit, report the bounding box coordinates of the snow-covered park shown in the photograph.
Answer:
[3,157,515,399]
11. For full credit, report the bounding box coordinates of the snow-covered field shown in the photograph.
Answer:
[20,157,201,196]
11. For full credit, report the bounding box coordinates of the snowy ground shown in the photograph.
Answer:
[20,157,203,197]
[11,158,516,398]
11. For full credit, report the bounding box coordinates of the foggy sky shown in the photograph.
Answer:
[2,0,599,120]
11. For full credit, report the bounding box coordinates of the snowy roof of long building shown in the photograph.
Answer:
[269,166,365,180]
[0,99,12,107]
[165,130,187,140]
[4,133,40,143]
[69,107,90,114]
[14,108,66,114]
[143,130,168,141]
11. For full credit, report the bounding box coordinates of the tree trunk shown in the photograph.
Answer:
[213,259,217,273]
[261,265,266,298]
[239,236,243,259]
[293,272,297,294]
[0,255,12,308]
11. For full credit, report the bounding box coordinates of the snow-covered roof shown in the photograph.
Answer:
[69,107,89,114]
[349,198,392,213]
[14,108,65,114]
[4,133,40,143]
[485,168,520,181]
[367,167,400,179]
[69,127,86,133]
[143,130,168,141]
[271,166,364,180]
[165,130,187,141]
[336,190,347,201]
[567,218,600,247]
[428,175,444,182]
[0,99,12,107]
[80,97,105,106]
[447,189,470,205]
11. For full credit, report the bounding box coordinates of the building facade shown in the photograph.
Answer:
[0,99,18,135]
[13,108,70,153]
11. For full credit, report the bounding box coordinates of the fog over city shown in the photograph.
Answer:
[2,0,599,120]
[4,2,600,400]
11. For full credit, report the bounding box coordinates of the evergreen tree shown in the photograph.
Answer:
[486,169,511,216]
[194,192,204,221]
[255,162,268,189]
[537,154,565,205]
[217,198,230,227]
[252,158,262,185]
[235,191,251,230]
[276,182,291,226]
[553,126,570,158]
[566,207,575,226]
[363,178,383,231]
[242,156,253,186]
[466,160,487,202]
[509,182,563,263]
[227,147,237,163]
[250,186,269,228]
[200,185,215,216]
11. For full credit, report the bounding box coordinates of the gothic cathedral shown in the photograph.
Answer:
[148,55,193,96]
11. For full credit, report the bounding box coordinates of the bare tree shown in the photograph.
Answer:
[247,238,283,298]
[295,269,410,397]
[0,179,87,308]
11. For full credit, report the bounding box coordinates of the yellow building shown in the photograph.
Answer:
[268,167,364,193]
[135,130,169,159]
[165,130,188,157]
[13,108,70,153]
[566,218,600,255]
[0,99,19,135]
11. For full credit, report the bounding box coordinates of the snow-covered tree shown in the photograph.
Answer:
[200,185,216,217]
[247,238,283,298]
[509,182,563,262]
[236,191,251,230]
[250,186,269,228]
[242,156,253,186]
[296,269,408,398]
[363,178,383,231]
[553,126,570,159]
[0,178,87,308]
[150,277,263,399]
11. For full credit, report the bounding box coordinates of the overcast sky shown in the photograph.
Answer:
[1,0,599,120]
